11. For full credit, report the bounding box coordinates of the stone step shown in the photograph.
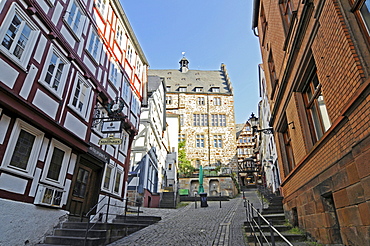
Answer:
[44,236,105,246]
[114,215,161,224]
[244,224,291,232]
[245,231,306,243]
[53,228,107,238]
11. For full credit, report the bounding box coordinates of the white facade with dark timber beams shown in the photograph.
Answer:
[0,0,148,245]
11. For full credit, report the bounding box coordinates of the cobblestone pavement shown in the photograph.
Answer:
[109,189,262,246]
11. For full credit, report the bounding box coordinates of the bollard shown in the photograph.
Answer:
[269,219,275,246]
[194,194,197,209]
[219,192,221,208]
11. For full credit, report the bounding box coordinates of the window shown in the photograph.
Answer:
[102,163,123,195]
[196,135,205,148]
[211,87,220,93]
[214,97,221,106]
[65,0,85,38]
[303,66,331,143]
[122,77,131,103]
[245,126,251,132]
[168,164,172,170]
[179,87,187,92]
[166,86,171,92]
[180,114,184,126]
[41,139,71,186]
[120,130,129,153]
[70,74,92,118]
[166,96,172,105]
[268,51,278,91]
[0,4,39,69]
[113,171,122,193]
[193,114,208,126]
[211,114,226,127]
[352,0,370,38]
[126,44,133,63]
[109,62,120,86]
[198,97,205,105]
[87,29,102,62]
[116,24,124,45]
[280,0,294,30]
[103,165,113,190]
[280,117,295,175]
[40,46,70,97]
[1,119,44,177]
[195,87,203,92]
[213,135,222,148]
[195,160,201,168]
[178,134,186,142]
[136,60,142,78]
[96,0,107,16]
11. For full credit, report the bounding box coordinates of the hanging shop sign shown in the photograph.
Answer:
[101,120,122,133]
[98,135,122,145]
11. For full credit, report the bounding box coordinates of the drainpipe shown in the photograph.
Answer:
[252,0,260,37]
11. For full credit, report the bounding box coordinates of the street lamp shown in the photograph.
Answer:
[249,113,274,135]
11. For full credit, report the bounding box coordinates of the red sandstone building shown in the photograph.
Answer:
[253,0,370,245]
[0,0,147,244]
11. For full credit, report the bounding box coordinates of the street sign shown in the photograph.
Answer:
[98,137,122,145]
[101,120,122,133]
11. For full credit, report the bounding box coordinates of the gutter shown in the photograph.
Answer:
[252,0,260,37]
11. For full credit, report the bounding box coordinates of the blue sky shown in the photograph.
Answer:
[120,1,262,123]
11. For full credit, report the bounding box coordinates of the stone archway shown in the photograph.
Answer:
[209,179,219,196]
[190,180,199,196]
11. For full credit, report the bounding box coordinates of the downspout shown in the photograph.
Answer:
[252,0,260,37]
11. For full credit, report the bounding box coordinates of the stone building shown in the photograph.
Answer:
[0,0,147,244]
[252,0,370,245]
[149,57,238,197]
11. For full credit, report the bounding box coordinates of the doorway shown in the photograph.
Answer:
[67,156,103,217]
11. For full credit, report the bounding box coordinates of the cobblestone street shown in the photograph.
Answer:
[109,189,261,246]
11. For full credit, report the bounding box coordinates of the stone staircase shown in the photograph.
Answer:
[245,196,308,245]
[159,192,176,208]
[38,215,161,246]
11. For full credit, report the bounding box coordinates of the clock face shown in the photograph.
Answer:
[112,103,120,111]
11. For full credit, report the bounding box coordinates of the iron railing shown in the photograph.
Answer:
[245,200,293,246]
[82,195,142,246]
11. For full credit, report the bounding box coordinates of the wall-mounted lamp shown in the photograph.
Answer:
[249,113,274,134]
[288,121,295,129]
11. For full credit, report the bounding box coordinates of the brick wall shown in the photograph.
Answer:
[257,0,370,244]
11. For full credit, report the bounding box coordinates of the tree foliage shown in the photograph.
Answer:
[178,141,194,177]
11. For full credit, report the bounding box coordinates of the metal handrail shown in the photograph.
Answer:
[83,195,138,246]
[245,200,293,246]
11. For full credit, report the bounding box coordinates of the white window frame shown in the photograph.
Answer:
[116,23,124,46]
[101,162,123,195]
[96,0,107,17]
[122,76,131,103]
[119,130,129,153]
[109,61,120,87]
[86,28,102,62]
[113,167,123,195]
[39,45,70,98]
[40,139,71,187]
[0,119,44,178]
[126,44,133,64]
[0,3,39,70]
[64,0,86,39]
[214,97,221,106]
[69,73,92,119]
[102,163,114,191]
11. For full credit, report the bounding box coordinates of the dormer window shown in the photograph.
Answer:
[211,87,220,93]
[195,87,203,92]
[179,87,187,92]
